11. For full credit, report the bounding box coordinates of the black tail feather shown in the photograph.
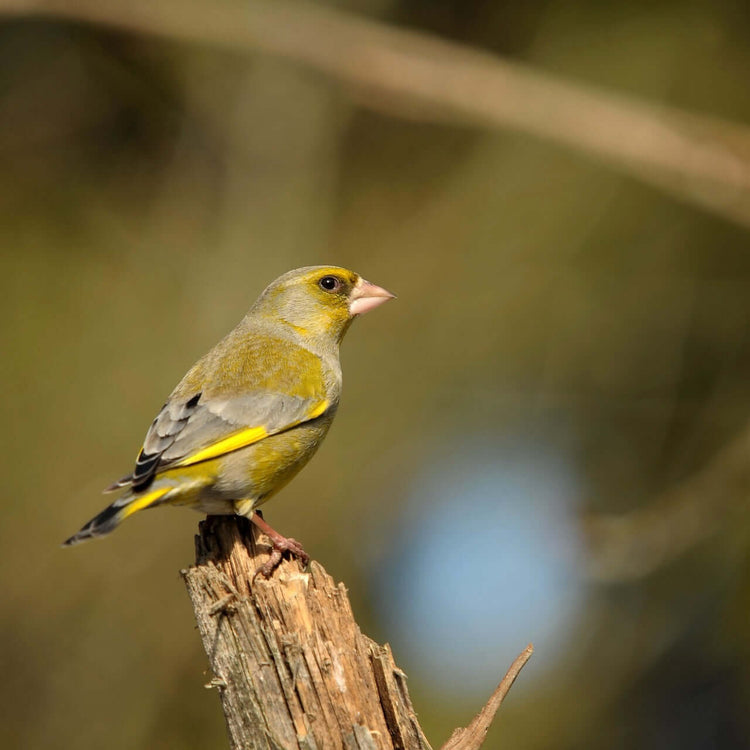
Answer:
[104,474,133,493]
[62,502,123,547]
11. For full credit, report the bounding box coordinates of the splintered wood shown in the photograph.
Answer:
[183,516,532,750]
[182,516,432,750]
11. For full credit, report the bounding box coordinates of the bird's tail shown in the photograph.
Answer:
[62,486,171,547]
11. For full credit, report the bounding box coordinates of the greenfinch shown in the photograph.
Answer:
[64,266,394,575]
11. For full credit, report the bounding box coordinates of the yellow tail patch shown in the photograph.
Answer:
[121,487,171,520]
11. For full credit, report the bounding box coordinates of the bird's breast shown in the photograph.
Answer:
[215,413,335,501]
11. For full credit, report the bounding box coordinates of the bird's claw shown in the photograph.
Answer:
[253,535,310,580]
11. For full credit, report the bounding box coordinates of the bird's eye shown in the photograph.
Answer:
[319,275,341,293]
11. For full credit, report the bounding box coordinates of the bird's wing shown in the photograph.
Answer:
[112,337,331,493]
[126,392,329,491]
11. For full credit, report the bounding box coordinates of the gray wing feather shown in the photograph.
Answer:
[129,391,323,491]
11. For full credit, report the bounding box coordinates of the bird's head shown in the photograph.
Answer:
[253,266,395,345]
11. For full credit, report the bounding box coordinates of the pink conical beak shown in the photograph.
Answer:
[348,278,396,316]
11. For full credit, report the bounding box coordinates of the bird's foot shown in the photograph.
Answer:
[250,512,310,580]
[254,536,309,579]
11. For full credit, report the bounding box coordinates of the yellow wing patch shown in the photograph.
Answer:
[177,426,268,467]
[175,399,329,468]
[306,399,329,421]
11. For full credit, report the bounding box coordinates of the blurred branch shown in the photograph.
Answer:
[3,0,750,228]
[584,422,750,582]
[183,516,528,749]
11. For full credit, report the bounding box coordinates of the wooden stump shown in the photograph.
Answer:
[182,516,532,750]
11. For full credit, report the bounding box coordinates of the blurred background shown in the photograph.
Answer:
[3,0,750,748]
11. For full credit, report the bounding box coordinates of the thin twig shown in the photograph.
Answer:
[440,643,534,750]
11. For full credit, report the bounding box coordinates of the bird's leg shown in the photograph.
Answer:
[250,511,310,579]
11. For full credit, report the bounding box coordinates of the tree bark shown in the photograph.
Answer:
[182,516,531,750]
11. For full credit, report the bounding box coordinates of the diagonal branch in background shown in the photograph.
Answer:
[3,0,750,228]
[584,422,750,582]
[182,516,532,750]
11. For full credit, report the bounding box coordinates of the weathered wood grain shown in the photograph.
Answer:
[182,516,431,750]
[182,515,530,750]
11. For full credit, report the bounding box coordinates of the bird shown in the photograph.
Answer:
[63,265,394,576]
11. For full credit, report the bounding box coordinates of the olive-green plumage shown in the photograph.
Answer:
[64,266,394,548]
